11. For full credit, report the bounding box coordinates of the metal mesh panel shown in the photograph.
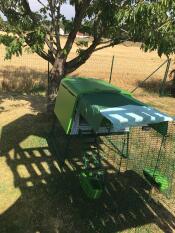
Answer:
[100,122,175,198]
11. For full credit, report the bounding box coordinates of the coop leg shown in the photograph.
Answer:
[125,132,130,171]
[148,186,156,202]
[95,136,102,167]
[63,135,72,162]
[50,114,57,135]
[118,157,122,174]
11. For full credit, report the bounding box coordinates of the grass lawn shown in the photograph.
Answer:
[0,93,175,233]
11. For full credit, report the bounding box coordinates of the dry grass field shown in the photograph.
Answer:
[0,37,175,116]
[0,37,175,233]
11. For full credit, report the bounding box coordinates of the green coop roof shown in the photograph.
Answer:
[54,77,133,134]
[62,76,132,96]
[54,77,173,134]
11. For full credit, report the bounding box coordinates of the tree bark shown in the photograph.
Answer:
[172,71,175,97]
[47,57,65,113]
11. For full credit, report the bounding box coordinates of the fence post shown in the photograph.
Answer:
[109,55,115,83]
[159,58,171,97]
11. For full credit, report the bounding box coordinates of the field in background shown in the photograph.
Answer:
[0,37,175,116]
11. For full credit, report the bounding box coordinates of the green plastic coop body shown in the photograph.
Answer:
[54,76,141,134]
[54,76,173,135]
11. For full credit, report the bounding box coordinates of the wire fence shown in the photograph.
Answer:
[0,45,174,96]
[68,52,174,96]
[0,46,48,93]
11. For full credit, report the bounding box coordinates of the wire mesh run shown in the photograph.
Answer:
[99,122,175,198]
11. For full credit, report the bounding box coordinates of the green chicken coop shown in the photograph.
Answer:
[53,77,175,199]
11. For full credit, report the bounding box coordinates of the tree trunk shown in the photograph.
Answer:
[47,58,65,113]
[172,74,175,97]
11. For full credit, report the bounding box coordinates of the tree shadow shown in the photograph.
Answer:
[0,106,5,114]
[0,114,175,233]
[0,66,48,115]
[0,66,47,93]
[0,93,46,114]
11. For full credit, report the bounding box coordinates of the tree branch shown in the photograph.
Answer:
[48,0,61,52]
[21,0,38,22]
[37,0,47,8]
[65,38,100,74]
[65,36,131,74]
[24,36,54,63]
[98,39,113,45]
[36,50,54,63]
[45,36,57,55]
[63,0,92,58]
[94,39,130,52]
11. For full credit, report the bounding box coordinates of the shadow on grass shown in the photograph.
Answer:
[0,106,5,114]
[0,66,47,94]
[136,79,174,96]
[0,93,46,114]
[0,114,175,233]
[0,66,48,115]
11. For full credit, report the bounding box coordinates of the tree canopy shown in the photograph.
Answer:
[0,1,174,63]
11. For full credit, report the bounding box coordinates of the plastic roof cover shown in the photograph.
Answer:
[100,105,173,131]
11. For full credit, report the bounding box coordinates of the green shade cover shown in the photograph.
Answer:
[78,92,143,131]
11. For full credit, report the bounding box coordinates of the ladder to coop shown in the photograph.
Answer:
[78,128,106,199]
